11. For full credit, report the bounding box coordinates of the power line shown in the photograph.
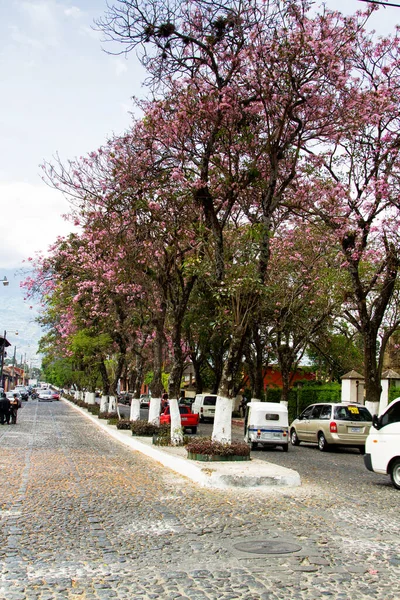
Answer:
[358,0,400,7]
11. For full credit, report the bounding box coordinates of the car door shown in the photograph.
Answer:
[306,405,324,443]
[295,405,315,441]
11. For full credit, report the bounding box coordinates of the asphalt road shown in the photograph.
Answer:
[119,405,391,493]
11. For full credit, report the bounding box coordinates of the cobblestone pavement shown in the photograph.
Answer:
[0,400,399,600]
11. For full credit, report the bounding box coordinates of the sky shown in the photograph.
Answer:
[0,0,399,364]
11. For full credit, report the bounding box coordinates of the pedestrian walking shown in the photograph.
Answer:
[0,392,11,424]
[9,393,20,424]
[161,391,169,412]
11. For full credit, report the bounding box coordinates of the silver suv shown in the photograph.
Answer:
[290,403,372,453]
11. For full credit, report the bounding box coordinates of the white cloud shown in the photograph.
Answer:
[0,182,76,269]
[115,59,128,77]
[8,24,45,49]
[64,6,82,18]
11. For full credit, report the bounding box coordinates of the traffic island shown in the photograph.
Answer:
[62,397,301,490]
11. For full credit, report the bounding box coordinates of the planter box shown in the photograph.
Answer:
[187,452,250,462]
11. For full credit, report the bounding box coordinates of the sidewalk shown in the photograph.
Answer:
[64,398,301,490]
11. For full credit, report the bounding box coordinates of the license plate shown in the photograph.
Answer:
[350,427,361,433]
[261,433,281,440]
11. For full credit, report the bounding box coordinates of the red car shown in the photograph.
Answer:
[160,405,199,434]
[51,391,60,400]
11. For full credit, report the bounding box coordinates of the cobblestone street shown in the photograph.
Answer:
[0,400,399,600]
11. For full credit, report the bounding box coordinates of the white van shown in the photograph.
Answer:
[364,397,400,490]
[191,394,217,422]
[244,401,289,452]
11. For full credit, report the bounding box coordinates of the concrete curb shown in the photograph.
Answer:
[63,398,301,490]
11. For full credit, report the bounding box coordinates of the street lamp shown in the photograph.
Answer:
[2,277,9,286]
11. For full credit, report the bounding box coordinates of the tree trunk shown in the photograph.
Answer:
[363,332,382,404]
[148,313,165,425]
[212,325,248,443]
[99,359,110,395]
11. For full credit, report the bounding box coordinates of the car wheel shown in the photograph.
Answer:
[282,444,289,452]
[199,416,204,423]
[318,432,329,452]
[251,442,258,451]
[390,458,400,490]
[358,445,365,455]
[290,429,300,446]
[191,427,197,434]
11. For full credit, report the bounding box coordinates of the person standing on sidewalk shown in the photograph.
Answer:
[0,392,11,424]
[9,393,20,424]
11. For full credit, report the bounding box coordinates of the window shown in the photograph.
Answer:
[381,401,400,427]
[265,413,279,421]
[319,405,332,420]
[300,406,314,419]
[311,405,323,419]
[203,396,217,406]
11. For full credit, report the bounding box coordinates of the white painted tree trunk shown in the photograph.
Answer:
[365,400,379,417]
[148,397,161,425]
[130,398,141,421]
[169,398,183,445]
[108,396,116,412]
[86,392,96,405]
[212,396,233,444]
[100,395,109,413]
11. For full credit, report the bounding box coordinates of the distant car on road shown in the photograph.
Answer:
[290,403,372,453]
[14,386,29,400]
[38,389,53,402]
[51,390,60,400]
[140,395,151,408]
[160,405,199,433]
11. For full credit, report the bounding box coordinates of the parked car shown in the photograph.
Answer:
[118,392,132,405]
[191,394,217,422]
[51,390,60,400]
[364,397,400,490]
[160,405,199,433]
[38,389,53,402]
[244,401,289,451]
[290,403,372,453]
[14,386,29,400]
[140,395,151,408]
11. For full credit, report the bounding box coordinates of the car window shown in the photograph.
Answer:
[179,406,189,414]
[203,396,217,406]
[380,401,400,427]
[311,405,323,419]
[300,406,314,419]
[265,413,279,421]
[333,405,372,422]
[319,405,332,420]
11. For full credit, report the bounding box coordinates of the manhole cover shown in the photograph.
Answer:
[233,540,302,554]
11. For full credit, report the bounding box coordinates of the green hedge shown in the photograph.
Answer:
[389,385,400,404]
[262,383,341,424]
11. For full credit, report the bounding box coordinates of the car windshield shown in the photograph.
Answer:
[334,405,372,422]
[203,396,217,406]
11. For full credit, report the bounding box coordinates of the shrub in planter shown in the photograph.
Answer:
[108,417,119,426]
[99,411,118,420]
[152,427,190,447]
[131,421,168,437]
[116,419,132,430]
[185,437,251,460]
[87,404,100,415]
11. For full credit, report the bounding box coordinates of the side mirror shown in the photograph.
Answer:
[372,414,380,430]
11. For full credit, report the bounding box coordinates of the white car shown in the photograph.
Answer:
[38,389,53,402]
